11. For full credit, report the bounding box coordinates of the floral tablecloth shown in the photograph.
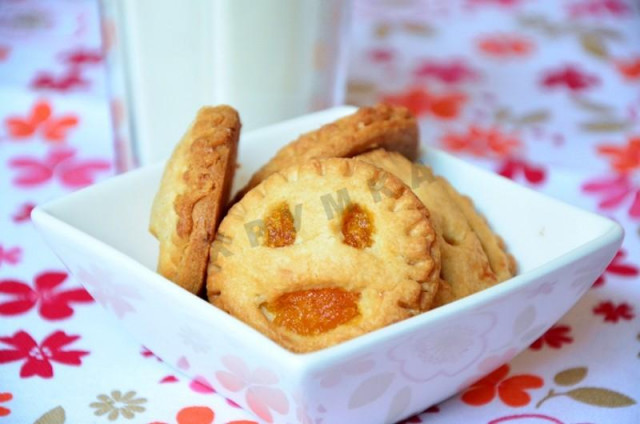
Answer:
[1,0,639,423]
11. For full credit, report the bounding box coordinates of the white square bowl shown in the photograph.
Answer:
[32,106,623,424]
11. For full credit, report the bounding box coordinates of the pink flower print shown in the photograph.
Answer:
[0,245,21,268]
[582,174,640,219]
[399,405,440,423]
[529,325,573,350]
[488,414,568,423]
[0,330,89,378]
[31,68,89,92]
[541,65,600,92]
[9,149,72,186]
[497,157,547,185]
[413,59,478,84]
[159,375,178,384]
[12,203,35,223]
[140,346,162,361]
[568,0,630,18]
[9,147,111,189]
[76,266,141,319]
[189,376,216,394]
[593,249,639,287]
[215,355,289,423]
[60,47,103,66]
[0,271,93,320]
[467,0,525,7]
[593,301,634,322]
[368,48,394,63]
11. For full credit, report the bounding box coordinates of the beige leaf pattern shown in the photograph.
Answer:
[374,23,391,39]
[580,33,609,60]
[33,406,65,424]
[571,96,614,113]
[537,367,636,409]
[516,110,551,125]
[554,367,587,386]
[580,120,632,133]
[566,387,636,408]
[402,22,435,37]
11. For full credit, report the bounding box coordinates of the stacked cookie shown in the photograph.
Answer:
[150,104,516,353]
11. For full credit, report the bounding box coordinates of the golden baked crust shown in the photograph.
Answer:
[207,158,439,352]
[234,103,419,202]
[356,149,516,307]
[149,105,240,294]
[439,181,517,282]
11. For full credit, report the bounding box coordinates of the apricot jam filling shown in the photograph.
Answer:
[341,203,374,249]
[264,202,296,247]
[265,288,360,335]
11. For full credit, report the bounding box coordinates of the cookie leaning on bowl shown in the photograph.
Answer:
[150,105,241,294]
[356,149,516,307]
[207,158,440,353]
[233,103,419,203]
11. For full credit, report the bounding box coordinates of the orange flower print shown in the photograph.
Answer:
[0,392,12,417]
[382,87,467,120]
[176,406,214,424]
[4,99,79,143]
[597,136,640,173]
[462,364,544,407]
[440,125,521,157]
[615,57,640,80]
[0,46,9,62]
[477,34,534,57]
[150,405,258,424]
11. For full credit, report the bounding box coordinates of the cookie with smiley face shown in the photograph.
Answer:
[150,105,241,295]
[207,157,439,352]
[234,103,419,203]
[356,149,516,307]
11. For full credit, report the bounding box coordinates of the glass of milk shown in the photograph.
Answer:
[100,0,352,169]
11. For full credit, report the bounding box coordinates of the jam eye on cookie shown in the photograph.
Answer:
[341,203,375,249]
[264,202,297,247]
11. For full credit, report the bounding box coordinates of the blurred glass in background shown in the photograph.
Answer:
[100,0,352,169]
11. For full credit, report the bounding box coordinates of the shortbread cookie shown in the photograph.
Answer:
[234,103,419,202]
[207,158,439,353]
[150,105,241,294]
[357,149,516,307]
